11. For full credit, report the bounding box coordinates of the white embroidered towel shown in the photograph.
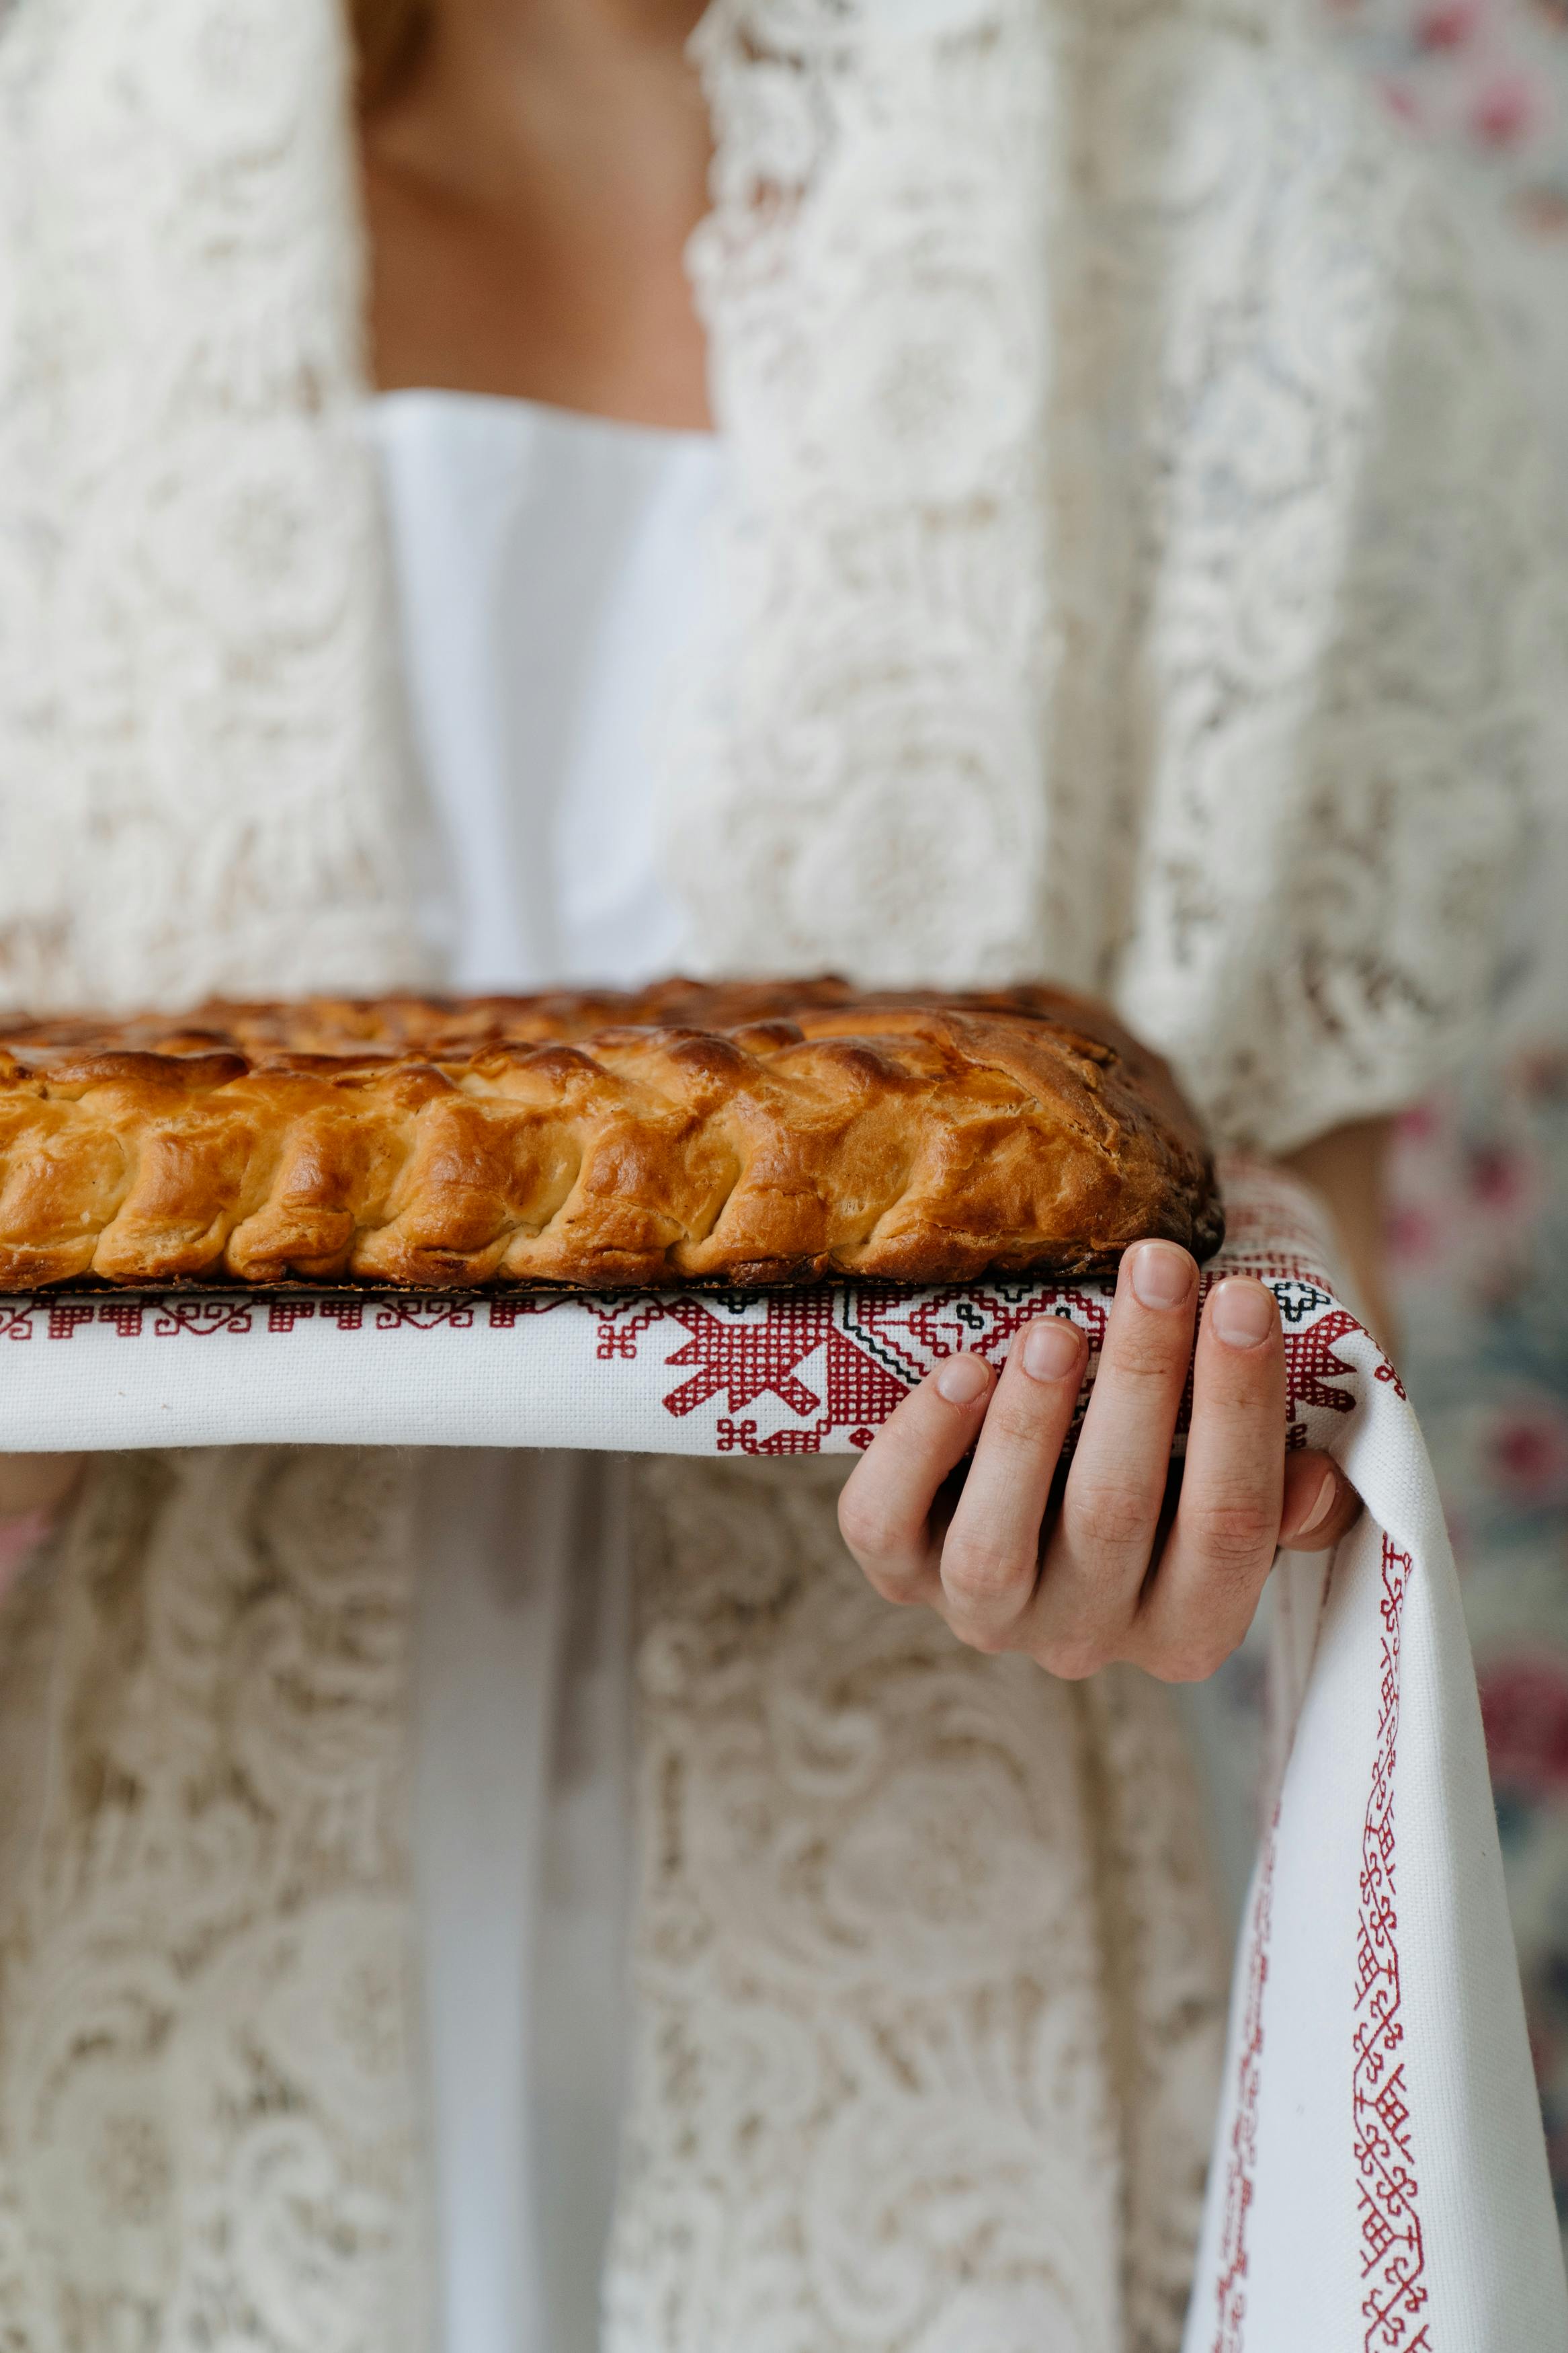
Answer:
[1187,1237,1568,2349]
[0,1156,1377,1460]
[0,1158,1563,2341]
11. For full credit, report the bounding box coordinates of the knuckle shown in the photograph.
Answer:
[837,1487,904,1563]
[864,1566,920,1607]
[1036,1634,1110,1682]
[1063,1475,1159,1564]
[946,1613,1013,1657]
[1149,1631,1239,1685]
[1186,1493,1277,1579]
[942,1531,1032,1607]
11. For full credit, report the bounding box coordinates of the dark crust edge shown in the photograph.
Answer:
[0,1213,1227,1304]
[0,980,1225,1294]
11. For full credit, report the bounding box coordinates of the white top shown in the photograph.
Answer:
[370,391,724,2353]
[372,388,718,990]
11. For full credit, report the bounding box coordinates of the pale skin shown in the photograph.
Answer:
[0,0,1385,1671]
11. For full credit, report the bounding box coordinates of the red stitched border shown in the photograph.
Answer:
[1353,1537,1432,2351]
[1210,1546,1342,2353]
[1212,1798,1281,2352]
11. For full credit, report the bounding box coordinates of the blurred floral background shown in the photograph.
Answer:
[1323,0,1568,2232]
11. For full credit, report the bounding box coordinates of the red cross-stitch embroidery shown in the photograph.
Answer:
[1280,1308,1361,1447]
[487,1296,567,1329]
[585,1295,923,1449]
[371,1297,475,1331]
[265,1298,369,1334]
[591,1301,671,1361]
[1212,1800,1280,2353]
[845,1283,1111,1384]
[556,1233,1370,1454]
[153,1300,255,1338]
[710,1326,914,1452]
[47,1302,96,1341]
[1208,1549,1342,2353]
[1353,1537,1432,2353]
[652,1297,841,1417]
[0,1157,1380,1458]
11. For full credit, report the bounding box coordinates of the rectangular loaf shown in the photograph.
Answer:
[0,979,1223,1291]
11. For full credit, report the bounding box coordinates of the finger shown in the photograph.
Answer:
[938,1316,1087,1650]
[1026,1239,1198,1676]
[1278,1448,1362,1552]
[1131,1275,1284,1681]
[837,1353,995,1606]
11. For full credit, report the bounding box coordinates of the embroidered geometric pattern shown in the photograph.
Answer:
[1210,1800,1282,2353]
[1353,1538,1432,2352]
[1208,1529,1342,2353]
[0,1158,1372,1460]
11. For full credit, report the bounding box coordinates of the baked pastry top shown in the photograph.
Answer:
[0,980,1223,1291]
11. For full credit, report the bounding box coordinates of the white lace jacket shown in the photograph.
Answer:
[0,0,1559,1148]
[0,9,1560,2351]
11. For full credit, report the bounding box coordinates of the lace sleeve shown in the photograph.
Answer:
[667,0,1060,994]
[1107,36,1568,1152]
[0,0,427,1012]
[669,1,1567,1154]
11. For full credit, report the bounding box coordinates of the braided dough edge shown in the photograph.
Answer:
[0,982,1222,1292]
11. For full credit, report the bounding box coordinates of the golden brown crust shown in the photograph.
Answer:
[0,981,1222,1291]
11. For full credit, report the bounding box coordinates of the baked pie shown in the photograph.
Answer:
[0,980,1223,1291]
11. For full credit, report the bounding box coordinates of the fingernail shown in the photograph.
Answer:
[1020,1318,1082,1383]
[936,1354,991,1405]
[1210,1278,1276,1350]
[1296,1467,1339,1538]
[1128,1240,1195,1311]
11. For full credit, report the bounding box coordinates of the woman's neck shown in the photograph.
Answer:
[362,0,713,426]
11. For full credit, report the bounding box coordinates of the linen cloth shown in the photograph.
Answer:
[0,1160,1393,1458]
[2,1157,1563,2341]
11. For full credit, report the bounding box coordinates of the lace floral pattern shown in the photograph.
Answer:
[0,1,1559,2346]
[667,0,1059,1000]
[677,0,1563,1152]
[608,1460,1227,2352]
[0,0,427,1010]
[0,1448,428,2353]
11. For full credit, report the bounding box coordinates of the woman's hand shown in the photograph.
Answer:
[837,1240,1361,1683]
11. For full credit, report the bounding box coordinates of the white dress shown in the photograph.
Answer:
[0,376,1235,2353]
[368,391,1232,2353]
[371,389,721,2353]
